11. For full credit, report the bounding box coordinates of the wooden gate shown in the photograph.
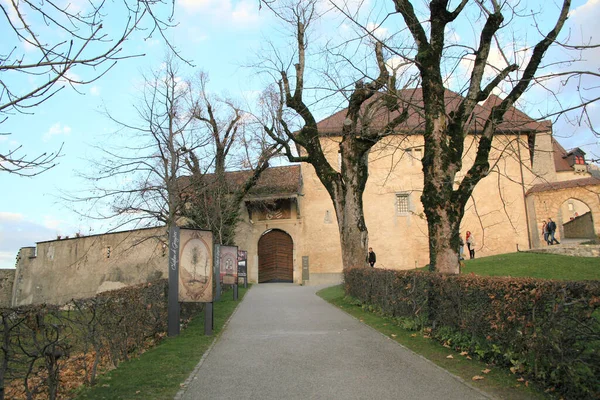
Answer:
[258,229,293,283]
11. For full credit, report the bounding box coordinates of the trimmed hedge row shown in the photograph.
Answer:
[0,279,201,400]
[344,267,600,399]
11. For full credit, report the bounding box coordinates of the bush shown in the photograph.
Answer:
[344,267,600,399]
[0,279,201,400]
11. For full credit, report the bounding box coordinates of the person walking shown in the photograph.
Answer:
[541,220,549,245]
[459,234,465,261]
[466,231,475,259]
[547,217,560,245]
[367,247,376,267]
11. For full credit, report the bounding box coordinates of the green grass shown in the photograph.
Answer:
[461,252,600,280]
[318,285,549,400]
[74,286,248,400]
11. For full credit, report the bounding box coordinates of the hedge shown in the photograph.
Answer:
[0,279,201,400]
[344,267,600,399]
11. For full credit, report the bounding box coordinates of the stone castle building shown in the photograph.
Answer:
[5,91,600,306]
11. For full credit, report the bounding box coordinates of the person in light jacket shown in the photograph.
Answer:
[466,231,475,259]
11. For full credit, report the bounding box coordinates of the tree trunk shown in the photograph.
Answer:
[331,181,369,269]
[420,88,463,274]
[322,143,371,270]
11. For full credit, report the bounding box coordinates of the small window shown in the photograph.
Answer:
[413,148,423,160]
[396,193,410,215]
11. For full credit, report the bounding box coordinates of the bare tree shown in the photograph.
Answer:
[377,0,572,273]
[261,0,591,273]
[1,0,179,175]
[260,0,411,269]
[183,74,280,245]
[71,55,204,231]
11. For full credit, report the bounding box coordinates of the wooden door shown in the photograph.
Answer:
[258,230,293,283]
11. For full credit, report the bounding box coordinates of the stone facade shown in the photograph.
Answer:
[527,178,600,248]
[12,227,167,306]
[10,92,600,305]
[0,269,16,307]
[563,212,596,239]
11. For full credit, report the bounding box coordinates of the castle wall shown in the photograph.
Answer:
[234,200,304,284]
[0,269,16,307]
[295,132,540,277]
[12,227,167,306]
[529,186,600,246]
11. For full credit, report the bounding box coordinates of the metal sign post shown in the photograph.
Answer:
[233,284,238,301]
[204,302,213,335]
[213,244,221,302]
[168,226,181,337]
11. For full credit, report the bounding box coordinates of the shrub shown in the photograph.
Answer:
[0,279,200,400]
[344,267,600,399]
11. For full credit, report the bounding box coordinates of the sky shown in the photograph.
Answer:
[1,0,599,268]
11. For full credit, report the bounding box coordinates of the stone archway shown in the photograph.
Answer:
[257,229,293,283]
[527,177,600,247]
[559,198,595,239]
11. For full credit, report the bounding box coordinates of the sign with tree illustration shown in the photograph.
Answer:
[219,245,238,285]
[178,229,213,302]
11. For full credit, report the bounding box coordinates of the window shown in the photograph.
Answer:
[408,147,423,165]
[413,148,423,161]
[396,193,410,215]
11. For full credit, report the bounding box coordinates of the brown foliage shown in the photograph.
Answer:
[0,279,197,400]
[344,267,600,399]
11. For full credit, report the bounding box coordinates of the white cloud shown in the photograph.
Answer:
[366,22,388,41]
[0,252,17,269]
[43,123,72,142]
[0,212,24,222]
[565,0,600,68]
[42,215,66,231]
[179,0,261,28]
[0,215,60,268]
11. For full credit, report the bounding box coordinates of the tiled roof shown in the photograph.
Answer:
[552,139,573,172]
[180,165,302,198]
[526,177,600,195]
[315,89,551,135]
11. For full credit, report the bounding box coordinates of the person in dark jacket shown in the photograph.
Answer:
[367,247,376,267]
[547,217,560,245]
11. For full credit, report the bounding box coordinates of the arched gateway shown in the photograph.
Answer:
[258,229,293,283]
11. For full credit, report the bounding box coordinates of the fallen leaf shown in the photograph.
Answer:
[410,333,417,337]
[510,367,518,374]
[391,334,397,338]
[443,344,451,348]
[383,323,388,326]
[446,355,454,359]
[466,356,472,360]
[482,369,491,374]
[460,351,469,356]
[136,391,141,394]
[472,376,485,381]
[517,378,525,382]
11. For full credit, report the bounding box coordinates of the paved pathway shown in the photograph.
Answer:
[176,284,491,400]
